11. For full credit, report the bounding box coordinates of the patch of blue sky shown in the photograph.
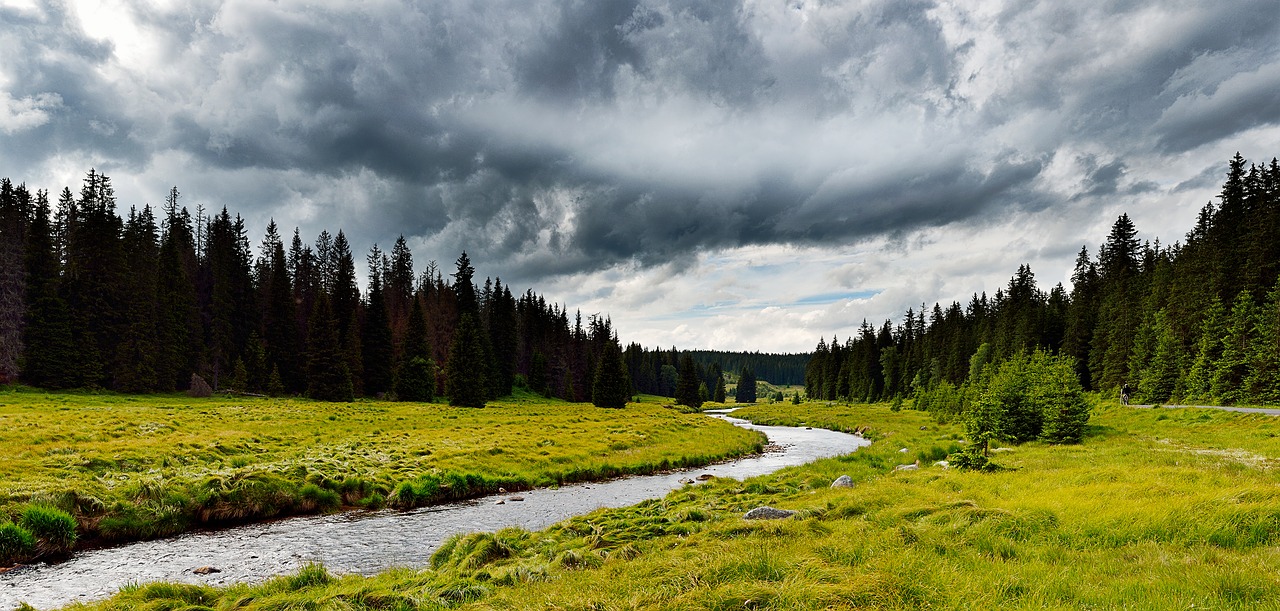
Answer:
[792,290,881,305]
[648,290,881,322]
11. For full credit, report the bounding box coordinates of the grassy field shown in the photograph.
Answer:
[54,398,1280,610]
[0,387,764,556]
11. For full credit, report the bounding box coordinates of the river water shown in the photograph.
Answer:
[1,413,866,610]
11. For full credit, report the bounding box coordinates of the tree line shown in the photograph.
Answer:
[805,153,1280,407]
[0,170,637,407]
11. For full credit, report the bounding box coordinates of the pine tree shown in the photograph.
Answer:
[155,187,200,390]
[1245,281,1280,404]
[362,245,395,396]
[0,178,27,383]
[306,293,353,402]
[737,367,757,403]
[21,190,79,388]
[1212,290,1258,405]
[396,298,435,401]
[446,314,489,407]
[330,230,359,340]
[713,369,727,403]
[592,337,630,408]
[113,206,161,393]
[1137,309,1182,403]
[263,239,300,392]
[675,355,703,409]
[64,170,126,387]
[1184,297,1227,402]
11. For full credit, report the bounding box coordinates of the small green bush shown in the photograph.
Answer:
[0,522,36,564]
[19,504,78,552]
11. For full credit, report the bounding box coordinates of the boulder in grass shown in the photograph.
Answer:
[831,475,854,488]
[743,507,796,520]
[187,374,213,398]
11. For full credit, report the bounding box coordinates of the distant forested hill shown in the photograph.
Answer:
[805,153,1280,407]
[685,350,808,386]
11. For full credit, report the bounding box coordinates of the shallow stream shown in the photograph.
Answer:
[1,412,867,610]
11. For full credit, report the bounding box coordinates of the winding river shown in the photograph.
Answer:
[1,412,867,610]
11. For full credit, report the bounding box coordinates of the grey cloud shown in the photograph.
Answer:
[1153,61,1280,152]
[0,3,145,173]
[2,0,1278,292]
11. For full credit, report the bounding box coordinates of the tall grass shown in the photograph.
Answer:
[56,397,1280,610]
[0,388,762,560]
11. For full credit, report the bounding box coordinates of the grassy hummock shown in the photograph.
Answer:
[0,387,764,563]
[52,398,1280,610]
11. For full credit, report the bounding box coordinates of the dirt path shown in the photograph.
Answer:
[1131,403,1280,416]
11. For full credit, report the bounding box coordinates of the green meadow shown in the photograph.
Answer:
[0,388,764,556]
[51,398,1280,610]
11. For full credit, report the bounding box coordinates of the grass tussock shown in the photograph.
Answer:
[0,388,762,563]
[51,398,1280,610]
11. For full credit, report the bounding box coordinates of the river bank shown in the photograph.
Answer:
[0,389,763,568]
[1,413,865,609]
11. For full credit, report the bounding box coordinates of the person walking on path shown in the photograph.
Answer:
[1121,382,1131,406]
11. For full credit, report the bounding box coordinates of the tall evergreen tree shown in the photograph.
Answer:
[155,187,201,390]
[330,230,359,340]
[592,337,630,408]
[362,245,394,396]
[64,170,126,387]
[113,206,161,392]
[21,189,79,388]
[396,297,435,401]
[1213,290,1259,404]
[0,178,27,383]
[446,314,488,407]
[674,354,703,409]
[737,366,757,403]
[306,293,353,402]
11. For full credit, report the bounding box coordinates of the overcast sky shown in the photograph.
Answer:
[3,0,1279,353]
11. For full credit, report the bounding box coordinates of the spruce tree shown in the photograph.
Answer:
[114,206,161,393]
[674,354,702,409]
[0,178,26,384]
[1213,290,1258,404]
[446,314,488,407]
[713,370,727,403]
[330,230,359,340]
[21,190,78,388]
[1184,297,1227,403]
[1245,280,1280,404]
[306,293,353,402]
[362,245,395,396]
[155,187,200,390]
[737,367,757,403]
[592,337,630,408]
[263,240,300,392]
[396,297,435,401]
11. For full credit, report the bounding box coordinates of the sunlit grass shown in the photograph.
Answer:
[48,398,1280,610]
[0,387,763,551]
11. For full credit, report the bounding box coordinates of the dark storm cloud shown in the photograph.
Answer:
[1,0,1278,287]
[0,2,146,173]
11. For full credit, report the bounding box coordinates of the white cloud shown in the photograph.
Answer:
[0,91,61,133]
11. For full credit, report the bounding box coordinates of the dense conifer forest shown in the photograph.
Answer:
[805,153,1280,407]
[0,171,644,404]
